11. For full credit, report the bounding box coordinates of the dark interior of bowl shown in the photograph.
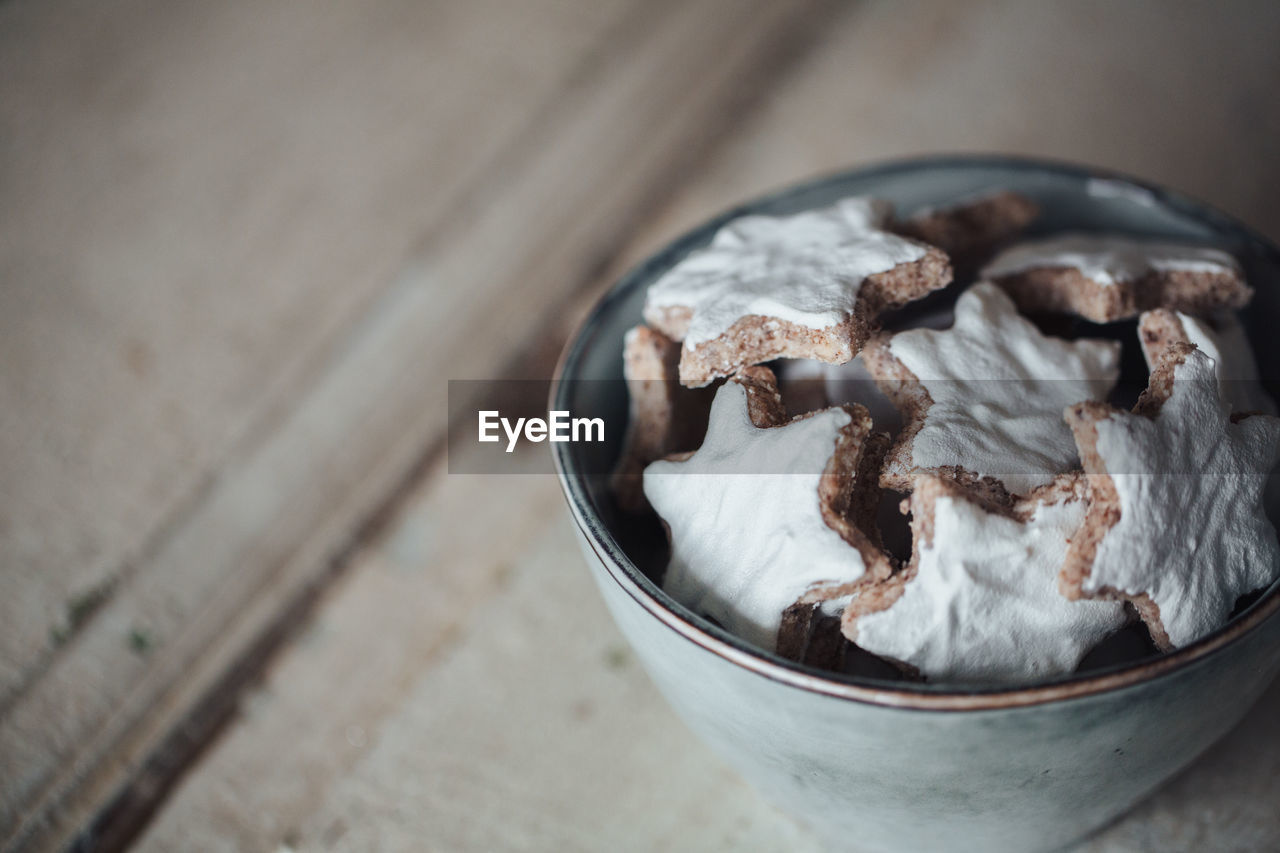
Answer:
[554,155,1280,693]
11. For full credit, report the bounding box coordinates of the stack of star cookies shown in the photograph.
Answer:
[612,192,1279,685]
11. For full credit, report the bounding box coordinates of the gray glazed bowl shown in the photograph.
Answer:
[551,156,1280,853]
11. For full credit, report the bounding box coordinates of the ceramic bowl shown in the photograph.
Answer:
[551,156,1280,853]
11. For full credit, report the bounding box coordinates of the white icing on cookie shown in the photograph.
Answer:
[982,233,1240,287]
[888,282,1120,494]
[1140,311,1275,414]
[1089,349,1280,647]
[855,492,1126,684]
[713,196,893,248]
[645,197,927,345]
[643,381,866,651]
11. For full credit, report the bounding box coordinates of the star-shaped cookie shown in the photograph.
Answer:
[842,475,1128,684]
[643,197,952,387]
[1062,342,1280,649]
[1138,308,1274,415]
[982,233,1251,322]
[863,282,1120,500]
[643,366,890,653]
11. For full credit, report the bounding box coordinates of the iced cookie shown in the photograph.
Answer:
[842,475,1128,683]
[983,234,1251,322]
[864,282,1120,500]
[643,197,952,387]
[610,325,715,512]
[895,190,1039,269]
[644,367,891,653]
[1062,343,1280,650]
[1138,308,1274,415]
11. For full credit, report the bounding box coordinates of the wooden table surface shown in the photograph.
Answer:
[3,1,1279,850]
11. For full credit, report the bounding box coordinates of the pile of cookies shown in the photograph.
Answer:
[612,189,1280,685]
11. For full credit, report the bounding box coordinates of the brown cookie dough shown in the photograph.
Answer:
[776,599,850,671]
[894,190,1039,270]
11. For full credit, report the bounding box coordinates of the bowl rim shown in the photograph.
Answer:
[551,152,1280,711]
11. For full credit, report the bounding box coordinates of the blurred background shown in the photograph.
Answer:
[3,1,1279,850]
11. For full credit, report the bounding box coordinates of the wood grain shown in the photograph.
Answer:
[139,463,822,853]
[0,0,633,703]
[0,0,835,848]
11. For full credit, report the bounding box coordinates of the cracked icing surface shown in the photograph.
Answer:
[884,282,1120,495]
[1079,349,1280,647]
[643,197,927,346]
[643,380,869,652]
[853,483,1127,684]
